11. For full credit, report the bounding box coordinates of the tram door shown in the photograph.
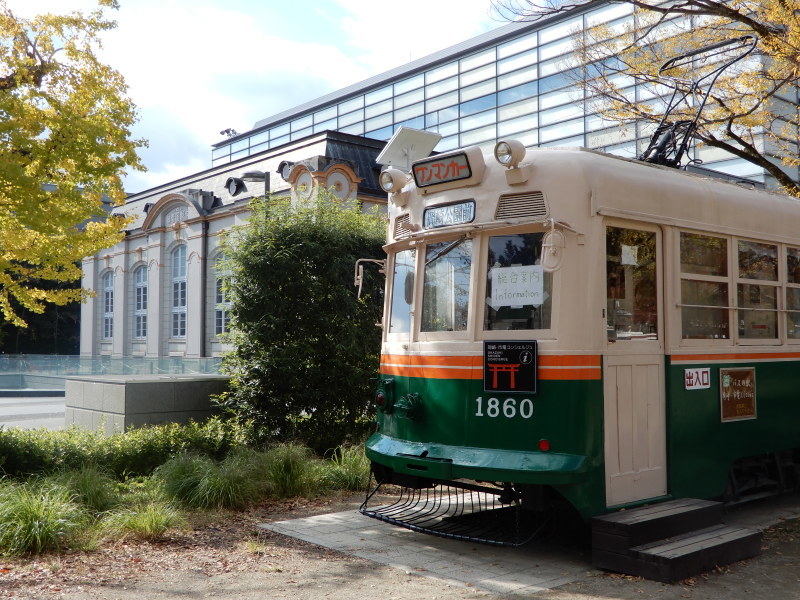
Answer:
[603,225,667,507]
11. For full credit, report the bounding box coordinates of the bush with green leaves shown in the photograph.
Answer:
[322,445,370,492]
[0,480,86,556]
[0,416,253,478]
[217,193,385,452]
[156,451,265,509]
[102,502,184,541]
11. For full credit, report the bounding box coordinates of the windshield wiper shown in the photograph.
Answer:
[426,236,467,266]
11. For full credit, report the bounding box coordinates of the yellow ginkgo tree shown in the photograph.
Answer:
[493,1,800,196]
[0,0,144,326]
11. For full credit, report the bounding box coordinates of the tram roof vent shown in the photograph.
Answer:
[394,213,414,240]
[495,191,548,221]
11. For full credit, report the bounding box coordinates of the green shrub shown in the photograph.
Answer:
[217,194,385,452]
[322,445,370,491]
[102,502,184,541]
[0,417,254,479]
[261,443,322,499]
[44,465,119,513]
[156,451,264,509]
[0,481,86,556]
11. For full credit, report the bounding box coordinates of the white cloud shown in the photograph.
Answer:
[4,0,499,193]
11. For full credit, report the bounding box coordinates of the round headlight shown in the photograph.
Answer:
[379,170,396,192]
[379,168,407,193]
[495,142,514,165]
[494,139,526,168]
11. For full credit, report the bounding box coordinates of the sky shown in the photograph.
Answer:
[6,0,502,193]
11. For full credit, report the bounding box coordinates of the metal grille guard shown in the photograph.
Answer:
[359,478,548,547]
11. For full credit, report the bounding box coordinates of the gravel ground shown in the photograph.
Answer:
[0,493,798,600]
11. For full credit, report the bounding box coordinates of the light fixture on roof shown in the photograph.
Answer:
[494,139,531,185]
[220,128,238,138]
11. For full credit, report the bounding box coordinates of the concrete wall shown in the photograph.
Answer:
[65,374,228,435]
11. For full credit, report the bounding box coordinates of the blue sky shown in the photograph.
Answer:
[7,0,500,193]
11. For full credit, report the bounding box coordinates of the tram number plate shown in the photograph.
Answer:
[474,397,534,419]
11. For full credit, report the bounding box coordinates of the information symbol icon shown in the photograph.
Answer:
[519,350,533,365]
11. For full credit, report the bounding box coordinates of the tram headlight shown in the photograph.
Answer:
[379,168,407,193]
[494,139,526,168]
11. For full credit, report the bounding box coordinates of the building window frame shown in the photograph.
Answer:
[214,254,232,336]
[134,265,148,339]
[102,271,114,340]
[171,245,187,338]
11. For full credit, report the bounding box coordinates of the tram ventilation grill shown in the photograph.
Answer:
[394,214,413,239]
[360,479,547,547]
[495,191,548,221]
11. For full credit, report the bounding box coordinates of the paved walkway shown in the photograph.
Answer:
[262,509,591,597]
[260,491,800,597]
[0,395,65,430]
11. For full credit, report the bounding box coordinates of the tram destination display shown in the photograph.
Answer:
[483,340,537,394]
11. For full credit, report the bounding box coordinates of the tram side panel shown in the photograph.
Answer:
[666,357,800,500]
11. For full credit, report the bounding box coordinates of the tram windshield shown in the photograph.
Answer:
[421,238,472,332]
[484,232,552,330]
[389,249,415,334]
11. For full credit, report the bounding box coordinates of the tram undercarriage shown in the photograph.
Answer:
[360,464,582,547]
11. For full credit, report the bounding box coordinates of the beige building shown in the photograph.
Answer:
[80,131,386,359]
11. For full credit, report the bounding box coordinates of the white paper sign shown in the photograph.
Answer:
[488,265,544,309]
[685,368,711,390]
[621,244,638,266]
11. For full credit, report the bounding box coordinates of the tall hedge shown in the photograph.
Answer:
[217,194,386,452]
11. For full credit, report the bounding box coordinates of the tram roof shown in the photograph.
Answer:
[537,148,800,243]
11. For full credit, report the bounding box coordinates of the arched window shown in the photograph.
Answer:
[171,245,187,338]
[102,272,114,339]
[134,265,148,339]
[214,253,231,336]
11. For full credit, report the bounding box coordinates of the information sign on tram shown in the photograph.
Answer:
[423,200,475,229]
[483,340,537,394]
[719,367,757,422]
[413,153,472,187]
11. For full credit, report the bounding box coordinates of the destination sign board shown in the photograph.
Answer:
[413,153,472,187]
[423,200,475,229]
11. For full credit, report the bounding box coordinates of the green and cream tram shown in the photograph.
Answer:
[363,139,800,532]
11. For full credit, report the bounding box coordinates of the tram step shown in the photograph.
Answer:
[594,524,762,583]
[592,498,723,553]
[591,498,762,582]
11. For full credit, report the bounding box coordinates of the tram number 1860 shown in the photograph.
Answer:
[474,397,534,419]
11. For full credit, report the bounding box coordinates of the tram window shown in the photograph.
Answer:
[787,247,800,284]
[680,280,729,339]
[606,228,657,341]
[680,232,727,276]
[786,248,800,339]
[389,250,416,335]
[737,283,777,339]
[484,232,552,331]
[738,241,777,281]
[787,288,800,339]
[421,239,472,332]
[680,233,730,340]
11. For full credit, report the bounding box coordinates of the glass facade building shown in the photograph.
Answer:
[212,2,795,186]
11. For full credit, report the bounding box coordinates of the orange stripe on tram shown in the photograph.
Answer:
[380,354,602,380]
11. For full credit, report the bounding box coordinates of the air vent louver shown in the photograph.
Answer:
[394,214,413,239]
[495,191,548,220]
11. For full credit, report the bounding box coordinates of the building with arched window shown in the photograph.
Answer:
[80,131,387,358]
[81,3,798,359]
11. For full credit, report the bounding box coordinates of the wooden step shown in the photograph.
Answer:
[631,524,762,583]
[591,499,762,582]
[592,498,723,553]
